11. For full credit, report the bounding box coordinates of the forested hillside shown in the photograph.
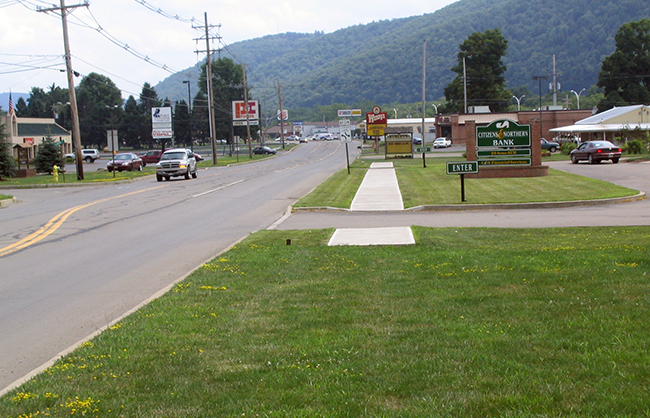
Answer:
[155,0,649,109]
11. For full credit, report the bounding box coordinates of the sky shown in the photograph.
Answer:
[0,0,458,105]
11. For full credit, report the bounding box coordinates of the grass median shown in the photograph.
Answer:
[295,158,640,208]
[2,227,649,417]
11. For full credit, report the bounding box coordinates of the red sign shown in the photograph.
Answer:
[366,112,387,125]
[232,100,259,121]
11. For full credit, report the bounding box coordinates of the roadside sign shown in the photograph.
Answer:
[340,125,352,143]
[478,158,531,166]
[446,161,479,175]
[339,119,351,126]
[351,109,362,117]
[232,100,259,121]
[446,161,478,202]
[368,127,384,137]
[338,109,352,117]
[476,119,531,148]
[415,146,433,153]
[478,149,531,157]
[151,107,172,139]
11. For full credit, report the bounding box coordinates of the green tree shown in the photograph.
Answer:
[15,97,28,117]
[444,28,511,113]
[597,18,650,110]
[0,122,15,179]
[121,96,145,149]
[76,73,123,147]
[33,136,65,174]
[173,100,191,147]
[138,83,162,149]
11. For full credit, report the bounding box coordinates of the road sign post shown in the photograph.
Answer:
[339,119,352,174]
[446,161,478,202]
[414,145,433,168]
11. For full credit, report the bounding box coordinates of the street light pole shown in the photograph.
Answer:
[533,75,549,139]
[183,80,193,151]
[570,88,585,110]
[513,95,525,111]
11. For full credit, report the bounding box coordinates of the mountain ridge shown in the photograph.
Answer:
[154,0,650,109]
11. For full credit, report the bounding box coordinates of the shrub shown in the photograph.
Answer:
[625,140,643,154]
[561,142,577,155]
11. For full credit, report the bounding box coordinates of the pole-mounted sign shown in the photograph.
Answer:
[446,161,478,202]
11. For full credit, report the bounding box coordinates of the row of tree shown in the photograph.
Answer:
[12,57,252,150]
[441,19,650,113]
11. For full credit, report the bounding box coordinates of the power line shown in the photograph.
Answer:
[132,0,198,24]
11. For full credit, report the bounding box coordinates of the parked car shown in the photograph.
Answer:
[107,153,143,172]
[140,150,164,166]
[541,138,561,153]
[155,148,197,181]
[433,137,452,148]
[570,141,622,164]
[253,146,277,155]
[413,136,422,145]
[65,149,100,163]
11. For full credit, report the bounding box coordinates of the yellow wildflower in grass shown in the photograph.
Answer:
[12,392,38,402]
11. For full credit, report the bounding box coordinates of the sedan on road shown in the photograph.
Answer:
[570,141,622,164]
[253,146,277,155]
[107,153,143,172]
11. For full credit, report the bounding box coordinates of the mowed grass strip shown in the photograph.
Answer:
[2,227,649,417]
[295,158,639,208]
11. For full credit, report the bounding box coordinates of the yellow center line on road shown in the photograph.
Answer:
[0,185,166,258]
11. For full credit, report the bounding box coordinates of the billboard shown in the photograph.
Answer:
[152,107,173,139]
[232,100,260,121]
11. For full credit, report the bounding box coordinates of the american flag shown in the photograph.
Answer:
[8,92,14,116]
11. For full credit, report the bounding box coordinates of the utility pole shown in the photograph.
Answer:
[277,79,285,149]
[193,13,220,165]
[40,1,87,180]
[242,65,253,159]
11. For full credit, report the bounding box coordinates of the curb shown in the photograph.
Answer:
[0,196,17,208]
[292,192,647,213]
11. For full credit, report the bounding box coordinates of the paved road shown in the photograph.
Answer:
[0,141,355,393]
[275,159,650,230]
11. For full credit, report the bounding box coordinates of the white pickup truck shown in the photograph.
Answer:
[433,137,452,148]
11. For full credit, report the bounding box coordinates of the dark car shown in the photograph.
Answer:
[107,153,143,172]
[140,150,164,166]
[541,138,560,153]
[570,141,622,164]
[253,146,277,155]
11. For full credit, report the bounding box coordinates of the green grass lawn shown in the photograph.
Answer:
[0,152,282,187]
[2,227,649,417]
[295,158,639,208]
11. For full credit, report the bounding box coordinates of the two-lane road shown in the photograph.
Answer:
[0,141,355,393]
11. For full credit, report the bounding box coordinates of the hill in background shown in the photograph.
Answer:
[156,0,649,110]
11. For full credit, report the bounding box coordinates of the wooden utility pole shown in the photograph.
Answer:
[277,79,285,149]
[40,1,86,180]
[194,13,220,165]
[242,65,252,158]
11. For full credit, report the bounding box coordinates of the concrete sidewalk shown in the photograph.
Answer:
[329,162,415,246]
[350,162,404,211]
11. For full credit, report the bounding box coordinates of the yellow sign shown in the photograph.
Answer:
[368,127,384,136]
[386,134,413,155]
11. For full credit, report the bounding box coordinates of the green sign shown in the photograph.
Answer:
[447,161,479,175]
[415,146,433,153]
[477,149,531,157]
[478,158,531,166]
[476,119,530,148]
